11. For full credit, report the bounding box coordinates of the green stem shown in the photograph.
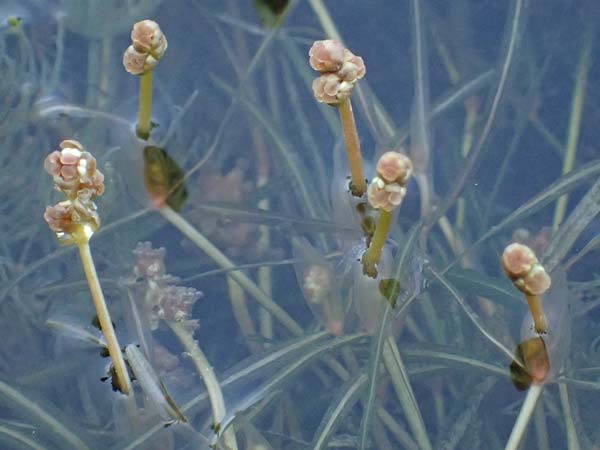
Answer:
[338,99,367,196]
[167,321,238,450]
[78,242,132,396]
[505,384,543,450]
[363,209,393,278]
[552,27,593,231]
[137,70,154,140]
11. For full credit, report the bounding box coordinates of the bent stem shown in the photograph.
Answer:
[505,384,543,450]
[137,70,154,140]
[362,209,393,278]
[77,242,132,395]
[338,99,367,196]
[525,293,548,334]
[167,321,238,450]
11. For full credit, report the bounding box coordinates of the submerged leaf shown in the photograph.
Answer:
[254,0,289,27]
[446,267,522,311]
[143,146,188,212]
[125,344,187,424]
[379,279,401,308]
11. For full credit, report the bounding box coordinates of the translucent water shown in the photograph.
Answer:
[1,1,600,449]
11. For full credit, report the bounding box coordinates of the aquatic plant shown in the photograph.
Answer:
[2,1,600,450]
[123,19,168,140]
[43,139,132,396]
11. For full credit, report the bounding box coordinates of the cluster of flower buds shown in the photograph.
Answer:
[131,242,202,332]
[367,151,413,212]
[43,140,105,244]
[502,243,551,296]
[123,20,168,75]
[309,39,366,104]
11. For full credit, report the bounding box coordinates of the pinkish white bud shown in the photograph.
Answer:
[44,201,75,233]
[376,151,413,185]
[502,243,538,281]
[123,20,167,75]
[44,140,104,197]
[367,177,406,212]
[312,73,355,104]
[337,49,366,82]
[309,39,345,73]
[131,20,167,57]
[522,265,551,296]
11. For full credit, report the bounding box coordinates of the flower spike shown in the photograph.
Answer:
[309,39,367,197]
[123,19,167,140]
[362,151,413,278]
[43,140,132,395]
[502,243,551,333]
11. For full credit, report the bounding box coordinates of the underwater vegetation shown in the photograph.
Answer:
[2,0,600,449]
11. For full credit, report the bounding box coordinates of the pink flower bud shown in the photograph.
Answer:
[131,20,167,58]
[367,177,406,212]
[312,73,355,104]
[522,265,551,295]
[43,201,75,233]
[309,39,345,73]
[376,151,413,185]
[502,243,538,281]
[337,49,366,82]
[44,140,104,197]
[123,45,149,75]
[123,20,167,75]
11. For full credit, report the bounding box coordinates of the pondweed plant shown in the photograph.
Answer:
[2,1,600,450]
[43,139,132,396]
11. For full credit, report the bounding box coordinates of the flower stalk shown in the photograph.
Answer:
[362,151,413,278]
[309,39,367,196]
[338,98,367,195]
[43,140,132,395]
[122,20,168,140]
[502,243,551,333]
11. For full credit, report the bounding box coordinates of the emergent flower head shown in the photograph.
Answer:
[376,151,413,185]
[123,19,167,75]
[367,177,406,212]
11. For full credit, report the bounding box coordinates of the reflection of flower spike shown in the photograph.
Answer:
[293,238,345,335]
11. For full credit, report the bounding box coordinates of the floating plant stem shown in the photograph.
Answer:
[42,140,132,395]
[137,70,154,139]
[122,20,168,141]
[308,39,367,196]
